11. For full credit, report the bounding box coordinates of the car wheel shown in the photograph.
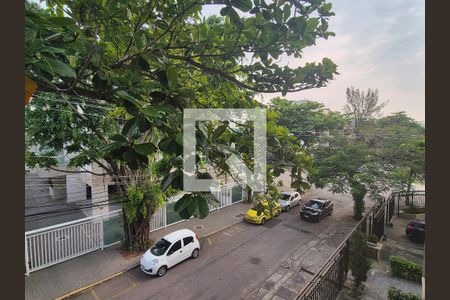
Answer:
[191,248,200,259]
[286,205,291,212]
[157,266,168,277]
[261,218,266,225]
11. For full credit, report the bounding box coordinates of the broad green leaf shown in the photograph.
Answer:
[133,143,157,155]
[166,66,178,88]
[110,134,128,143]
[158,136,182,155]
[116,90,140,104]
[174,193,191,212]
[212,124,228,140]
[122,148,136,163]
[187,195,199,215]
[43,58,77,78]
[306,18,320,32]
[228,7,244,29]
[197,196,209,219]
[99,141,124,153]
[283,4,291,21]
[220,6,230,16]
[161,172,175,191]
[122,117,139,136]
[233,0,252,12]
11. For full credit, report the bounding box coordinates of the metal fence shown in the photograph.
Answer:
[296,190,426,299]
[150,182,245,232]
[396,190,425,213]
[25,182,246,275]
[296,217,368,300]
[25,209,122,275]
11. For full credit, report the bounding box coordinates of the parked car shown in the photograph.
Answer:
[279,191,302,211]
[140,229,200,276]
[300,198,333,222]
[244,201,281,224]
[405,220,425,243]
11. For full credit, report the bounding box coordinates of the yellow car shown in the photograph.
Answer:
[244,201,282,225]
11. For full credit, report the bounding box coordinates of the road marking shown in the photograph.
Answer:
[207,238,212,246]
[91,290,101,300]
[53,270,126,300]
[126,272,139,287]
[107,274,137,300]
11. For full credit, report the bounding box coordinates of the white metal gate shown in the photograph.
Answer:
[150,206,166,232]
[212,184,232,207]
[149,182,244,232]
[25,209,121,275]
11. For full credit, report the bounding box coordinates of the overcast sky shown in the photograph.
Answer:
[203,1,425,121]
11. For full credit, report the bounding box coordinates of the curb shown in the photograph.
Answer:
[54,218,244,299]
[200,218,243,240]
[54,270,126,300]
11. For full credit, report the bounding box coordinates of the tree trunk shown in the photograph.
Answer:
[104,160,153,251]
[405,167,414,205]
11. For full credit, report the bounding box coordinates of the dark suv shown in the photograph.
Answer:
[300,198,334,222]
[405,220,425,243]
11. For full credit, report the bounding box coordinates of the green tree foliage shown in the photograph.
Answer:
[25,0,338,249]
[270,97,348,147]
[359,112,425,194]
[25,92,119,170]
[307,88,424,219]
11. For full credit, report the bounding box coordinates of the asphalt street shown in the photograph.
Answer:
[71,189,356,300]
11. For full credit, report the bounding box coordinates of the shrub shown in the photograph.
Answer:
[403,204,425,214]
[367,234,379,244]
[389,256,422,283]
[349,231,371,287]
[387,287,421,300]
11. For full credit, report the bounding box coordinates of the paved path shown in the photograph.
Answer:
[69,189,362,300]
[25,202,251,300]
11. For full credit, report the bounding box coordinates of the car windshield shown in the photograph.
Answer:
[280,194,290,200]
[306,200,323,209]
[150,238,172,256]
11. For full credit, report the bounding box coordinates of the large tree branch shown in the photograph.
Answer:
[170,55,320,93]
[36,80,114,101]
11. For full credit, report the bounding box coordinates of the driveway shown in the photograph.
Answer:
[70,189,362,300]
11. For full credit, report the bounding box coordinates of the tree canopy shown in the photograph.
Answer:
[25,0,339,249]
[271,96,425,220]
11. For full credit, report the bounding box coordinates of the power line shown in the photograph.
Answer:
[25,200,127,222]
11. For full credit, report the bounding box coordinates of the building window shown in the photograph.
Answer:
[86,184,92,200]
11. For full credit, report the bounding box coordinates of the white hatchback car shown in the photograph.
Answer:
[279,191,302,211]
[140,229,200,277]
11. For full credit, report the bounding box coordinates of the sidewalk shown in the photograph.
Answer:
[247,214,359,300]
[25,202,251,300]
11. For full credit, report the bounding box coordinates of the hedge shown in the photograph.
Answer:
[389,256,423,283]
[387,287,421,300]
[403,204,425,214]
